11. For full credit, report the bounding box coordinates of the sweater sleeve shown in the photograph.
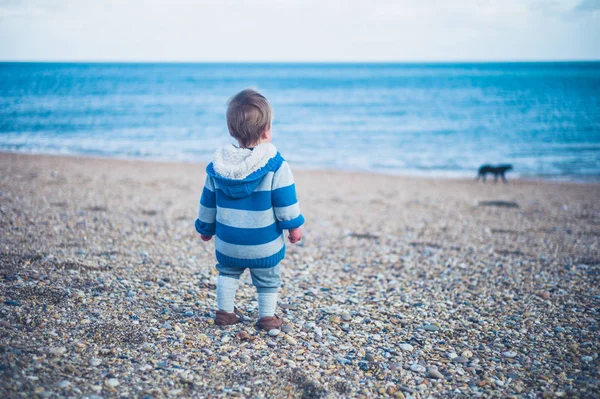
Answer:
[195,175,217,236]
[272,161,304,230]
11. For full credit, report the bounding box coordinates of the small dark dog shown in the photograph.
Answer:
[476,164,513,183]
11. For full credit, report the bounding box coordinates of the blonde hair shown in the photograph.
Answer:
[226,89,273,148]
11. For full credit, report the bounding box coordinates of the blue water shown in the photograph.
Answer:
[1,62,599,181]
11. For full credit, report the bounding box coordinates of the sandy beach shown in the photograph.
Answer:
[1,152,599,398]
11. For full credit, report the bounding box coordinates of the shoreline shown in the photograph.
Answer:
[2,150,598,186]
[2,60,599,64]
[1,151,599,398]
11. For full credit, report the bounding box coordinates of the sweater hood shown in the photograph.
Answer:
[206,143,283,198]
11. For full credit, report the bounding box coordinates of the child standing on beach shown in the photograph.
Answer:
[195,89,304,330]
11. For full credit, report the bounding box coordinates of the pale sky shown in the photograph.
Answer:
[0,0,599,62]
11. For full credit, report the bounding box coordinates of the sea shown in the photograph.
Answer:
[1,62,599,181]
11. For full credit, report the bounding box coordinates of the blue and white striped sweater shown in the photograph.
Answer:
[195,143,304,268]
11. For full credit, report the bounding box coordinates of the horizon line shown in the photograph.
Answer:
[1,59,599,64]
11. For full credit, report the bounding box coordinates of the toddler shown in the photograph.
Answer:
[195,89,304,330]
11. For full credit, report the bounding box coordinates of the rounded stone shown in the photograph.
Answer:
[399,343,414,352]
[428,369,444,379]
[58,380,71,388]
[421,324,440,332]
[49,347,66,356]
[89,358,101,367]
[268,329,281,337]
[106,378,119,388]
[452,356,468,364]
[410,363,426,373]
[537,291,551,300]
[283,335,297,345]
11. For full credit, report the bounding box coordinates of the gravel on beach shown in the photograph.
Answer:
[1,153,599,398]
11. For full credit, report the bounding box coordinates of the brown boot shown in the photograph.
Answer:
[257,314,283,331]
[215,308,241,326]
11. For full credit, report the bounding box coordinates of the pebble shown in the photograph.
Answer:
[142,344,154,353]
[337,356,351,365]
[281,325,293,334]
[581,356,593,363]
[58,380,71,388]
[267,340,277,348]
[89,358,101,367]
[428,369,444,379]
[106,378,119,388]
[49,347,67,356]
[236,331,250,340]
[399,343,414,352]
[537,291,551,300]
[452,356,468,364]
[503,351,517,358]
[341,312,352,321]
[410,364,426,373]
[283,335,297,345]
[4,300,20,306]
[268,329,281,337]
[201,348,213,356]
[421,324,440,332]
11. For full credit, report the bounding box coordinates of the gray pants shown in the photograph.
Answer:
[216,263,281,293]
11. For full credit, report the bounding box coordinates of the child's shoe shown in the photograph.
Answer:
[257,314,283,331]
[215,308,241,326]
